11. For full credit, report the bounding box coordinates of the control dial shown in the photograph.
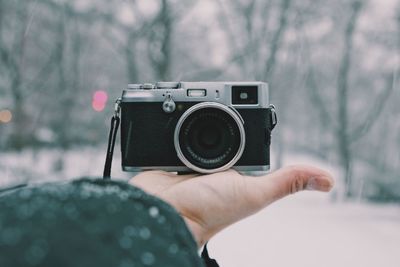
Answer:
[127,84,142,89]
[142,83,154,90]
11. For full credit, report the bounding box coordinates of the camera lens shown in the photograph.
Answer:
[174,102,245,173]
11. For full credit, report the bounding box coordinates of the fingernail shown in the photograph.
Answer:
[306,177,319,191]
[306,177,333,191]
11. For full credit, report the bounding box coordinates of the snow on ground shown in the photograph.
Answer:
[1,148,399,266]
[210,192,400,267]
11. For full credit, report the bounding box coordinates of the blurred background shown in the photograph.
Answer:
[0,0,399,266]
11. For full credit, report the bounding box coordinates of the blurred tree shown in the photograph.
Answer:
[362,3,400,202]
[262,0,291,80]
[148,0,173,80]
[99,0,191,82]
[303,0,395,198]
[0,0,30,149]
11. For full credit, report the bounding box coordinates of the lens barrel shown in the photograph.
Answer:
[174,102,245,173]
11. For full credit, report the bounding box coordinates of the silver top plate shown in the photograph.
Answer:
[121,81,269,109]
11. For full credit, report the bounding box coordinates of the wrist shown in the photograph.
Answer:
[183,218,209,248]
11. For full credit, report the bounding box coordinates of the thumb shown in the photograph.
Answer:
[247,165,334,205]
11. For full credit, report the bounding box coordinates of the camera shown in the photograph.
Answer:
[118,82,277,174]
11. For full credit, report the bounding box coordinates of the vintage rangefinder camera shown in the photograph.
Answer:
[118,82,277,174]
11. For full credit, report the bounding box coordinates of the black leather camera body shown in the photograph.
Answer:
[118,82,277,174]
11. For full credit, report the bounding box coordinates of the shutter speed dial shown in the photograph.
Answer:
[127,82,180,90]
[156,82,180,89]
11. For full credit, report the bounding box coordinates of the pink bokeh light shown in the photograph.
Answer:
[93,90,108,103]
[92,100,105,112]
[92,90,108,112]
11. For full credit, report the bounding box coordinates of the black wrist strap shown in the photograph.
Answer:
[201,243,219,267]
[103,115,120,179]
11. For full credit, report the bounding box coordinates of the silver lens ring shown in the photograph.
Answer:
[174,102,246,174]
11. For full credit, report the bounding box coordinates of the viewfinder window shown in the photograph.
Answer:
[232,86,258,104]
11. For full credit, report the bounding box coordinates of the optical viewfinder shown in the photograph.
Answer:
[232,86,258,105]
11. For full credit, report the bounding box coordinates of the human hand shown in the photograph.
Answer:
[129,165,334,247]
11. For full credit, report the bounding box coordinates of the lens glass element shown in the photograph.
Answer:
[178,107,242,170]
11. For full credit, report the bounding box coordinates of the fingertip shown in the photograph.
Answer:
[305,176,334,192]
[290,165,334,192]
[264,164,335,195]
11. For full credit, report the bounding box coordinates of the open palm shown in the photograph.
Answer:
[130,165,333,247]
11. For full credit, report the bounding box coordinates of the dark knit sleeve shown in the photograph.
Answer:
[0,178,205,267]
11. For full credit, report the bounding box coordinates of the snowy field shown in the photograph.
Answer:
[1,148,399,267]
[211,192,400,267]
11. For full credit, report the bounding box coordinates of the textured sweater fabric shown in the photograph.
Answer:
[0,178,205,267]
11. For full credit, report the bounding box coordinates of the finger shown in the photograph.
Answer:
[246,165,334,205]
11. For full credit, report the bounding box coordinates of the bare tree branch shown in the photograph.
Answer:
[305,66,333,127]
[147,0,173,80]
[263,0,292,79]
[215,0,242,58]
[350,73,395,141]
[336,0,363,197]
